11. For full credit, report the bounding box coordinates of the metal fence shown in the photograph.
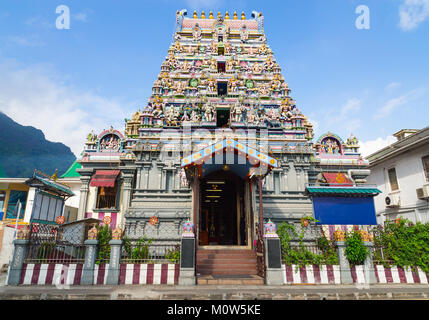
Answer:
[24,223,87,264]
[120,241,180,264]
[371,245,395,265]
[25,242,86,264]
[281,240,339,266]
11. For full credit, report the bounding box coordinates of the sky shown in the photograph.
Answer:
[0,0,428,157]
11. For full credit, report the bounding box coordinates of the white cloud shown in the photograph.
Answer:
[385,82,402,92]
[314,98,363,139]
[399,0,429,31]
[360,135,397,158]
[374,94,410,119]
[0,58,133,156]
[73,12,88,22]
[8,35,45,47]
[340,98,362,118]
[25,16,52,29]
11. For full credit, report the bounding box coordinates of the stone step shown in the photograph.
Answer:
[197,253,257,259]
[197,249,256,254]
[197,253,256,259]
[197,264,258,270]
[196,249,259,277]
[197,259,257,265]
[197,275,264,285]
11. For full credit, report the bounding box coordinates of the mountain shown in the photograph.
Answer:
[0,112,76,178]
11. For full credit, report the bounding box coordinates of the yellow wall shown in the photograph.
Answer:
[1,183,29,221]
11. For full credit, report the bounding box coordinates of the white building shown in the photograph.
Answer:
[366,128,429,224]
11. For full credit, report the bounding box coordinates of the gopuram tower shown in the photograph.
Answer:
[76,10,369,253]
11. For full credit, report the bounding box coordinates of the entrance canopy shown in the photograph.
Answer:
[181,138,278,179]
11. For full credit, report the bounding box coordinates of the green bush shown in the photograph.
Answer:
[165,245,181,264]
[371,218,429,272]
[278,220,338,267]
[96,224,111,264]
[344,230,369,266]
[123,236,154,262]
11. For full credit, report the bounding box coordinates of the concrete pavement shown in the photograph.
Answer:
[0,282,428,300]
[1,269,428,300]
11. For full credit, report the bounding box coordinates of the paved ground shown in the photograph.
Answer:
[0,275,428,300]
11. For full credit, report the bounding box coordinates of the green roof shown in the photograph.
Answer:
[306,187,382,195]
[25,176,75,197]
[60,160,81,178]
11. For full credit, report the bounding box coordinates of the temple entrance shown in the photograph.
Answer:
[199,170,247,246]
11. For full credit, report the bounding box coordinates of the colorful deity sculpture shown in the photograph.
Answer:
[152,96,164,117]
[192,23,202,41]
[202,103,215,122]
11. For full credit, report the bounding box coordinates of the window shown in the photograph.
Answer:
[217,61,225,73]
[0,190,5,212]
[387,168,399,191]
[96,185,118,209]
[218,46,224,55]
[217,81,228,96]
[422,156,429,182]
[6,190,27,219]
[216,109,230,128]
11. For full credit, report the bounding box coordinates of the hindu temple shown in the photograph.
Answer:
[75,10,377,278]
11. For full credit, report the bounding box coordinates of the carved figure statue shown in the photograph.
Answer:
[190,109,200,123]
[210,58,217,71]
[252,62,263,74]
[87,130,97,142]
[207,78,216,92]
[152,97,164,117]
[211,41,217,54]
[173,81,186,95]
[228,78,238,92]
[112,227,123,240]
[240,25,249,42]
[178,168,188,187]
[100,135,120,151]
[246,108,259,125]
[181,110,190,122]
[174,40,183,53]
[181,60,191,72]
[231,103,245,122]
[226,58,235,71]
[224,41,232,54]
[334,229,345,241]
[203,103,215,122]
[166,53,179,70]
[88,226,98,240]
[192,23,202,41]
[264,55,275,72]
[258,82,270,96]
[258,43,268,55]
[165,106,180,126]
[270,76,282,91]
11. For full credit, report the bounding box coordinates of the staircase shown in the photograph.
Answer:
[196,249,264,285]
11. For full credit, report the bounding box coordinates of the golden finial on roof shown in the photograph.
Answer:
[51,169,58,181]
[201,11,206,19]
[225,11,230,20]
[209,11,214,19]
[233,11,238,20]
[193,10,197,19]
[241,12,245,20]
[217,12,221,18]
